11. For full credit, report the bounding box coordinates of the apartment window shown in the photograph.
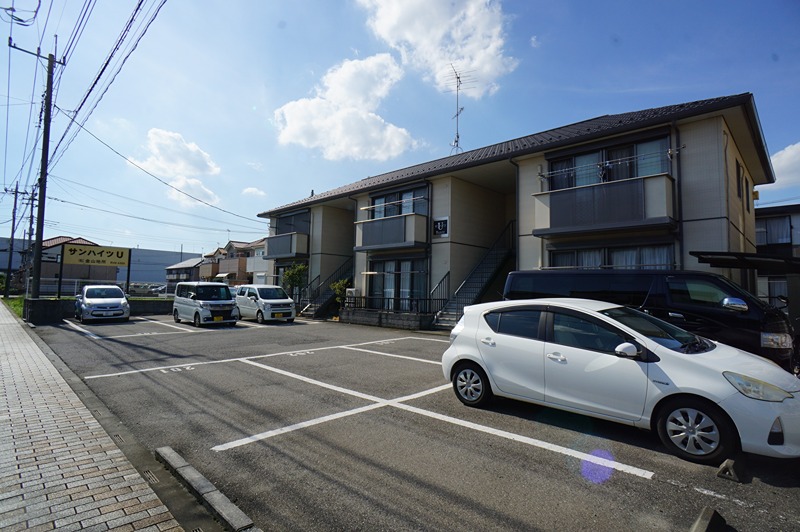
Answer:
[275,211,310,235]
[368,258,427,311]
[756,216,791,245]
[736,160,743,199]
[548,136,669,191]
[550,244,673,270]
[371,187,427,220]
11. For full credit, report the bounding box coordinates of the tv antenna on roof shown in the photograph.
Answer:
[445,64,476,154]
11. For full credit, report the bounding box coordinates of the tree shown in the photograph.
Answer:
[281,263,308,299]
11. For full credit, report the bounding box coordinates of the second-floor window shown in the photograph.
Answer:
[548,136,669,191]
[275,211,310,235]
[756,216,791,245]
[371,187,427,219]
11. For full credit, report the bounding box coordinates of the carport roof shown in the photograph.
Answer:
[258,92,771,218]
[690,251,800,274]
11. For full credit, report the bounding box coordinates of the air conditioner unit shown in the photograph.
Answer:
[345,288,359,298]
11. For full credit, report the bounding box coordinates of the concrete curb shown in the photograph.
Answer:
[156,447,261,532]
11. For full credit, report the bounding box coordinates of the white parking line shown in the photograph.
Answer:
[212,358,655,480]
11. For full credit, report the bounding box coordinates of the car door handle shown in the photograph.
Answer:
[480,337,495,347]
[668,312,685,319]
[547,353,566,362]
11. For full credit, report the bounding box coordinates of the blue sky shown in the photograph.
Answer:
[2,0,799,254]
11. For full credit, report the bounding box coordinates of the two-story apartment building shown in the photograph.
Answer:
[258,93,776,329]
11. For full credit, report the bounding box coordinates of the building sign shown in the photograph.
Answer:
[433,217,449,237]
[62,244,130,267]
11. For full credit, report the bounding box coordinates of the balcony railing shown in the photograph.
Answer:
[354,213,427,251]
[344,296,446,314]
[533,174,675,237]
[265,232,309,260]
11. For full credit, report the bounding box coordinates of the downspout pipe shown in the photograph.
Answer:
[673,121,684,270]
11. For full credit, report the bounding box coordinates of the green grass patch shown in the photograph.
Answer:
[3,297,25,318]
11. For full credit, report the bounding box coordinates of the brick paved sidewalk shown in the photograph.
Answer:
[0,301,183,531]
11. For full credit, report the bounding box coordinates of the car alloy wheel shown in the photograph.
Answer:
[193,313,202,328]
[256,311,265,324]
[453,363,493,407]
[656,398,737,464]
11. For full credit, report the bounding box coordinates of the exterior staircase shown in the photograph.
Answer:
[299,257,353,319]
[432,221,515,330]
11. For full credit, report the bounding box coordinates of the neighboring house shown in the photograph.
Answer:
[242,237,277,285]
[165,256,205,293]
[198,241,265,285]
[199,248,225,281]
[258,93,776,329]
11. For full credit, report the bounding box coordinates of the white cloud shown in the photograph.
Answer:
[129,128,220,208]
[769,142,800,190]
[357,0,518,98]
[274,54,414,161]
[242,187,266,196]
[530,35,541,48]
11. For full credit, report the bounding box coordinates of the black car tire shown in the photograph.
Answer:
[656,397,738,465]
[256,311,265,324]
[173,310,181,323]
[193,313,202,328]
[452,362,493,407]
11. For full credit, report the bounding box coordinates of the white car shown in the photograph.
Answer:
[235,284,295,324]
[442,298,800,464]
[74,285,130,323]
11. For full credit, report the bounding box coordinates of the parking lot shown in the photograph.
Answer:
[35,315,800,531]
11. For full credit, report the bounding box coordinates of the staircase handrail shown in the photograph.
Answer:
[316,256,354,303]
[429,272,450,315]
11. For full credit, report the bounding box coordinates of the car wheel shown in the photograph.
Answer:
[256,311,265,324]
[287,318,294,323]
[452,363,493,407]
[193,313,202,328]
[173,310,181,323]
[656,397,738,465]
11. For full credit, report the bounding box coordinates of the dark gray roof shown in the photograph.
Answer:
[166,256,204,270]
[259,93,761,218]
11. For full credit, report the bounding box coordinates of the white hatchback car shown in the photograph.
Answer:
[442,298,800,464]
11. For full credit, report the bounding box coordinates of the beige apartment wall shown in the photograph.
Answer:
[314,205,354,283]
[430,176,510,293]
[351,195,372,297]
[517,156,546,270]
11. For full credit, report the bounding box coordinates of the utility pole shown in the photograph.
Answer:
[30,53,55,298]
[3,184,27,298]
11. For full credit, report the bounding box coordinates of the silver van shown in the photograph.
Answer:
[173,281,239,327]
[235,284,295,324]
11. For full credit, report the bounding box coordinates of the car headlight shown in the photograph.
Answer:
[723,371,793,402]
[761,332,793,349]
[262,303,271,311]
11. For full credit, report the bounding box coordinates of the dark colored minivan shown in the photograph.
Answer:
[503,269,796,372]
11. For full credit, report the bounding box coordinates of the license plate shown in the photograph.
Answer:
[213,316,223,322]
[274,313,283,318]
[103,311,114,316]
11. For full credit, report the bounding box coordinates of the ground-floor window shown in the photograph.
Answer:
[550,244,673,269]
[368,258,427,311]
[758,275,788,312]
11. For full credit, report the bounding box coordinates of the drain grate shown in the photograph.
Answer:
[142,469,160,484]
[111,433,125,445]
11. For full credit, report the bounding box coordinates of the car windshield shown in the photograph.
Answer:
[195,285,232,300]
[257,287,289,299]
[86,287,124,299]
[600,306,714,353]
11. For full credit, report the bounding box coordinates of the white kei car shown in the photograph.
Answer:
[442,298,800,464]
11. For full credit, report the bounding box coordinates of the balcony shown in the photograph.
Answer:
[354,213,428,251]
[265,232,309,260]
[532,174,676,238]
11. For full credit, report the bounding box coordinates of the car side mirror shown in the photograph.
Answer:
[615,342,639,358]
[721,297,748,312]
